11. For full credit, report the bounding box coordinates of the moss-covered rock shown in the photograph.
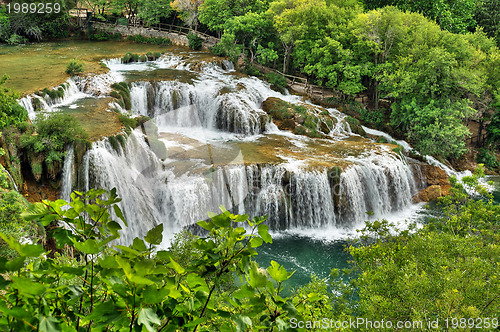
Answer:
[46,160,62,180]
[262,97,337,139]
[345,116,367,137]
[111,82,131,110]
[28,152,44,182]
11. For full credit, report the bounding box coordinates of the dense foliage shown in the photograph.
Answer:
[0,189,329,331]
[343,166,500,326]
[0,167,499,330]
[0,1,70,44]
[65,59,84,76]
[21,113,87,166]
[0,75,29,129]
[3,0,500,159]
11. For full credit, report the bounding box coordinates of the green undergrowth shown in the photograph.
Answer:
[20,113,89,181]
[127,34,172,45]
[0,190,43,260]
[0,188,329,331]
[121,51,164,63]
[90,29,122,41]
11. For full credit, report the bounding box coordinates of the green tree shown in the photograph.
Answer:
[475,0,500,46]
[362,0,477,34]
[199,0,270,35]
[293,0,364,96]
[223,11,277,65]
[347,167,500,324]
[0,189,325,331]
[267,0,336,73]
[0,75,29,129]
[137,0,173,25]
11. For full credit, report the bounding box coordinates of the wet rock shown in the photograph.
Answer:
[413,185,442,202]
[422,164,450,186]
[413,164,451,202]
[345,116,367,137]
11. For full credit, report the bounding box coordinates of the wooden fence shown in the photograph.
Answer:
[469,133,487,147]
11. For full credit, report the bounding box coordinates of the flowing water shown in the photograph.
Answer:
[16,43,447,286]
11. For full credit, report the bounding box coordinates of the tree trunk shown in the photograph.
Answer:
[477,119,484,147]
[367,77,379,109]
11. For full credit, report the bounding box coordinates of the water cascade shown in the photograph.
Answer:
[47,53,428,245]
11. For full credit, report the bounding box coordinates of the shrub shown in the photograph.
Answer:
[209,43,227,57]
[21,113,88,165]
[0,190,43,259]
[6,33,27,45]
[121,52,133,63]
[264,72,288,90]
[477,148,499,169]
[0,75,29,129]
[65,59,84,76]
[0,189,324,331]
[187,32,203,50]
[242,64,261,77]
[119,114,138,129]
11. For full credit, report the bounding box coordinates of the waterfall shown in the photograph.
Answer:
[339,152,418,223]
[62,130,422,244]
[61,145,75,201]
[18,96,36,120]
[1,168,18,191]
[53,51,433,246]
[129,80,268,135]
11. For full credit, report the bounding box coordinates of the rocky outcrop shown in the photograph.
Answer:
[413,185,442,202]
[422,164,450,186]
[413,164,451,202]
[262,97,338,139]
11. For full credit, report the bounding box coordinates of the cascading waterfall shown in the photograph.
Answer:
[339,153,418,223]
[56,52,429,245]
[17,73,124,120]
[61,145,75,201]
[66,130,422,244]
[129,80,268,135]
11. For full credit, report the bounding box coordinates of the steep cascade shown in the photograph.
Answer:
[67,130,421,244]
[61,145,75,201]
[129,79,270,135]
[18,73,123,120]
[56,52,427,245]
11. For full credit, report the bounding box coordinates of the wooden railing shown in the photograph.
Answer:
[469,133,487,146]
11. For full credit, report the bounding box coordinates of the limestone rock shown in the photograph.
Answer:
[422,164,450,186]
[413,185,442,202]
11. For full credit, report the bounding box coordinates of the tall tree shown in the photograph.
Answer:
[362,0,477,34]
[171,0,203,30]
[199,0,270,35]
[267,0,333,73]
